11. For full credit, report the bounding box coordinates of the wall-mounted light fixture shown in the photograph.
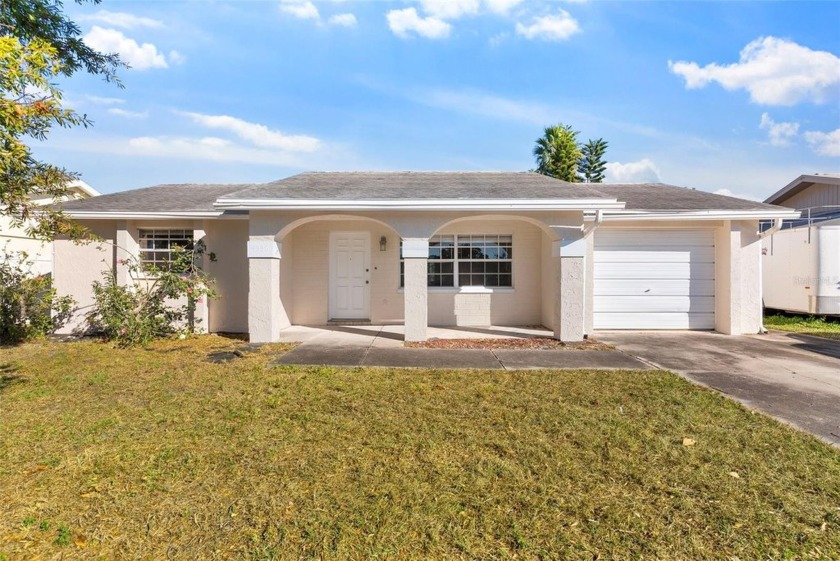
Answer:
[379,236,387,252]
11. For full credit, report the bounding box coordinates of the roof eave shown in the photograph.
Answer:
[601,209,801,221]
[64,210,235,220]
[212,198,626,211]
[764,174,840,205]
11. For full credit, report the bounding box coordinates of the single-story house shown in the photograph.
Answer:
[1,180,99,276]
[54,172,799,342]
[761,173,840,315]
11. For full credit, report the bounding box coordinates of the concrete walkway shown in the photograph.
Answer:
[597,330,840,447]
[271,325,648,370]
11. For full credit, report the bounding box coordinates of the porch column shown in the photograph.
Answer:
[247,237,287,343]
[715,221,762,335]
[553,235,586,342]
[402,238,429,342]
[191,222,209,333]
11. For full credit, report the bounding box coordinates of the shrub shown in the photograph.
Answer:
[0,249,74,344]
[86,241,217,347]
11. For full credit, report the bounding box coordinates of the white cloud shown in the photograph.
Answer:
[126,136,308,167]
[515,10,580,41]
[419,0,480,20]
[759,113,799,146]
[84,26,168,70]
[668,36,840,106]
[181,112,321,152]
[328,13,357,27]
[605,159,662,183]
[713,189,761,202]
[804,128,840,157]
[387,8,451,39]
[86,95,125,105]
[484,0,525,14]
[168,50,187,65]
[107,107,148,119]
[78,10,163,29]
[279,0,320,20]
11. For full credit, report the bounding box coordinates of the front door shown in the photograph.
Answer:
[329,232,370,320]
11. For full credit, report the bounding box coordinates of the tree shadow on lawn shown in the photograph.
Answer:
[0,362,24,393]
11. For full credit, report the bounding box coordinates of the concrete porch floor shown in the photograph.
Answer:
[271,324,648,370]
[274,324,557,347]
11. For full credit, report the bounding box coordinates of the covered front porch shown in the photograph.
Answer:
[244,210,601,343]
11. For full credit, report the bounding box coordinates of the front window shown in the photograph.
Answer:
[400,234,513,288]
[138,229,194,271]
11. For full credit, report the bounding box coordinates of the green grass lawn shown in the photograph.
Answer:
[1,337,838,560]
[765,313,840,341]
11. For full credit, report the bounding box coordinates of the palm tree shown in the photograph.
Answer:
[533,124,582,182]
[578,138,608,183]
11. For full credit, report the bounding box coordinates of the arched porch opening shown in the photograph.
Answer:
[276,214,403,326]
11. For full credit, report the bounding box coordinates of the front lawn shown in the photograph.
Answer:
[1,337,838,560]
[765,313,840,340]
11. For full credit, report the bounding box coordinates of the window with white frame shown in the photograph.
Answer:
[138,229,194,271]
[400,234,513,288]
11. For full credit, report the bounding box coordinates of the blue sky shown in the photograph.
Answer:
[38,0,840,201]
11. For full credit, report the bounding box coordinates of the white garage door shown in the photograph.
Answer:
[594,229,715,329]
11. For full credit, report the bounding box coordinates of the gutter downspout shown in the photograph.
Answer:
[582,209,605,237]
[757,218,784,334]
[581,210,605,339]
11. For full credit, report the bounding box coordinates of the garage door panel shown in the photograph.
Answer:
[594,247,715,263]
[595,262,715,280]
[594,279,716,297]
[593,229,715,330]
[596,230,714,246]
[594,295,715,313]
[594,313,715,330]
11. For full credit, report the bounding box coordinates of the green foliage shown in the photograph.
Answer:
[578,138,608,183]
[533,125,610,184]
[87,241,218,347]
[0,1,122,240]
[54,523,70,546]
[0,248,75,344]
[533,123,582,182]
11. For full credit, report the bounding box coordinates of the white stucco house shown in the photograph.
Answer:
[761,173,840,315]
[1,180,99,276]
[54,172,799,342]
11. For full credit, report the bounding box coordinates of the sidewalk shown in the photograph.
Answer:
[270,325,649,370]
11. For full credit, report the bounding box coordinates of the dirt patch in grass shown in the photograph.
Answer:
[765,313,840,341]
[1,337,838,560]
[406,337,612,350]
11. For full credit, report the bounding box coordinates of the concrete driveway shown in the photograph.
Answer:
[596,330,840,446]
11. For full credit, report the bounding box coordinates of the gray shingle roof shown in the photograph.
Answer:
[59,183,248,212]
[58,173,794,214]
[218,172,606,201]
[593,183,789,212]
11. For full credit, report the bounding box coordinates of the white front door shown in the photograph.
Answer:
[329,232,370,320]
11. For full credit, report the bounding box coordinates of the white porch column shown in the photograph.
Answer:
[552,235,586,342]
[191,222,209,333]
[402,238,429,342]
[247,237,287,343]
[715,221,762,335]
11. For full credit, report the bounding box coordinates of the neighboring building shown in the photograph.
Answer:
[762,173,840,316]
[0,180,100,276]
[54,172,798,342]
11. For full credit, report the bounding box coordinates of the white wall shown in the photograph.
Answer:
[53,221,117,334]
[206,220,249,333]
